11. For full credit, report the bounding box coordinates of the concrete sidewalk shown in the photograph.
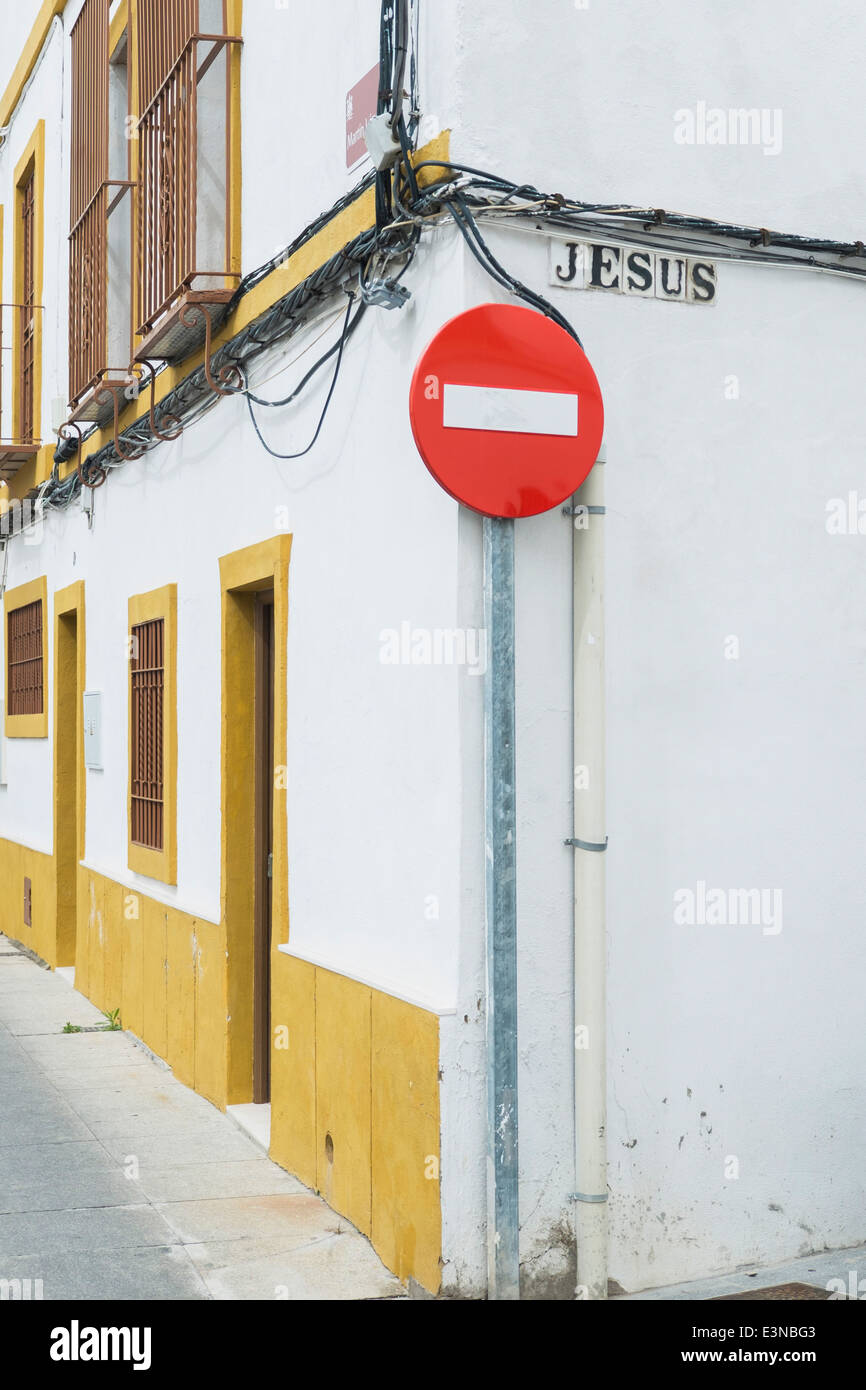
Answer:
[0,934,403,1301]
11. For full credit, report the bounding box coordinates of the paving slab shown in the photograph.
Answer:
[0,1171,147,1215]
[0,1110,94,1146]
[155,1193,343,1247]
[0,1140,120,1182]
[16,1032,153,1066]
[133,1159,306,1204]
[0,1246,210,1301]
[0,1203,180,1259]
[98,1128,264,1168]
[0,932,402,1300]
[46,1065,179,1092]
[184,1230,403,1301]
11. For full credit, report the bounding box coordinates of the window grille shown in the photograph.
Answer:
[7,599,43,717]
[130,617,165,851]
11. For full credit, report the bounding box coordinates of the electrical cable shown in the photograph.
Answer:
[447,194,584,345]
[408,0,420,136]
[244,297,366,409]
[243,303,350,393]
[244,292,360,460]
[390,0,410,133]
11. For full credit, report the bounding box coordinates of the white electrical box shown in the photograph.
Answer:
[83,691,103,770]
[364,113,402,170]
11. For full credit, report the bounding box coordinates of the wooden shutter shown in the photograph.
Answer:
[130,617,165,851]
[7,599,44,716]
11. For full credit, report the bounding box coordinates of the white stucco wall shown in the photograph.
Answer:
[0,3,45,100]
[452,0,866,238]
[456,220,866,1293]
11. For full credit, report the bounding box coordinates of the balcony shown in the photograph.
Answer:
[67,1,136,427]
[134,6,241,365]
[68,180,137,427]
[0,303,43,480]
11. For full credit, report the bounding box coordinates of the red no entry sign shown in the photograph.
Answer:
[409,303,604,518]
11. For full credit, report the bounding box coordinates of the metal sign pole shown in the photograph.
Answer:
[483,514,520,1300]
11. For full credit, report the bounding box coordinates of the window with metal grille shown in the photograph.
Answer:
[130,617,165,851]
[7,599,43,716]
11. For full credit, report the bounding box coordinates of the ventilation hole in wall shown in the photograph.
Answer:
[324,1132,334,1165]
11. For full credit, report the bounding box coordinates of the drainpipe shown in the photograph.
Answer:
[568,445,608,1299]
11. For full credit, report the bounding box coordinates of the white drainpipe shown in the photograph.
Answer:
[569,445,608,1299]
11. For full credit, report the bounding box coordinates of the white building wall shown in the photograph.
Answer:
[452,0,866,237]
[454,220,866,1292]
[239,0,461,277]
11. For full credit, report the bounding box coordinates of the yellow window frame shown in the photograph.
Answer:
[4,573,49,738]
[13,120,45,446]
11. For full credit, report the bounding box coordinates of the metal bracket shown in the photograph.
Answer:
[750,227,772,248]
[139,359,183,442]
[180,303,244,397]
[563,504,606,516]
[565,836,608,852]
[97,379,146,463]
[568,1192,609,1204]
[55,420,82,457]
[58,420,105,492]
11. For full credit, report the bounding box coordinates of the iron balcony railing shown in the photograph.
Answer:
[69,181,136,409]
[135,1,241,340]
[68,0,135,412]
[0,303,44,464]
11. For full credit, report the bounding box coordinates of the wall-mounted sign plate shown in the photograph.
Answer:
[549,239,717,305]
[346,64,379,170]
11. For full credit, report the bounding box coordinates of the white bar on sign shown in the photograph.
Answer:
[443,383,578,436]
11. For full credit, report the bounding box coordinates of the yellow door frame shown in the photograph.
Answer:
[54,581,85,967]
[219,533,290,1105]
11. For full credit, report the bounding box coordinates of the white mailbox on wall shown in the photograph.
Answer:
[83,692,103,770]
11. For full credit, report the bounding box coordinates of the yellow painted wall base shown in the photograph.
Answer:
[0,837,56,965]
[72,865,227,1108]
[271,952,442,1293]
